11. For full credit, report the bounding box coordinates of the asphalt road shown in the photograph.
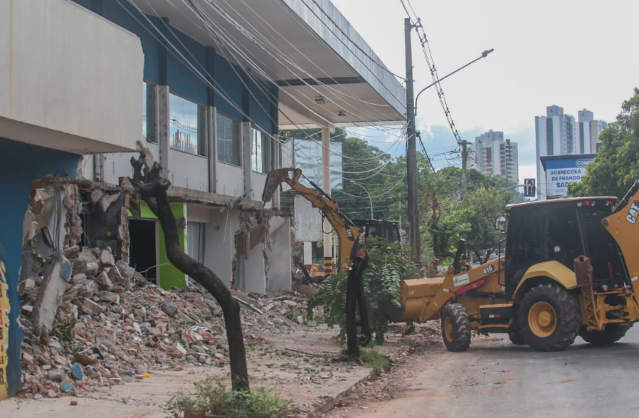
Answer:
[350,328,639,418]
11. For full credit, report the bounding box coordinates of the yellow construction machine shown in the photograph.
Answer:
[262,168,399,273]
[386,182,639,352]
[264,168,639,352]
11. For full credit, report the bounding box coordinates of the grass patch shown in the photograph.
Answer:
[360,349,392,377]
[164,377,290,418]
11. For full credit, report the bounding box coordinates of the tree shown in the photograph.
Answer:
[130,144,250,392]
[460,186,511,263]
[569,88,639,198]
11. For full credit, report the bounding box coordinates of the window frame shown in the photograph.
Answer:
[169,91,206,156]
[250,125,269,174]
[216,112,242,167]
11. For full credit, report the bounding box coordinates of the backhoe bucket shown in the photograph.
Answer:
[262,169,289,204]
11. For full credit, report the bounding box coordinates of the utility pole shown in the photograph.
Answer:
[461,140,468,197]
[405,18,420,263]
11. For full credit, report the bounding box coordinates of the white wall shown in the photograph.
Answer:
[250,171,268,203]
[243,244,266,294]
[217,163,244,197]
[169,149,208,191]
[204,208,239,286]
[0,0,143,154]
[266,217,292,292]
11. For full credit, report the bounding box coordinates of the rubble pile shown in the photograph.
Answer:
[18,245,313,399]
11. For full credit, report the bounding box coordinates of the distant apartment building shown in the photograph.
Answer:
[535,105,607,199]
[469,130,519,184]
[575,109,608,154]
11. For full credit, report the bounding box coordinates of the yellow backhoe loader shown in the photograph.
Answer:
[264,168,639,352]
[385,182,639,351]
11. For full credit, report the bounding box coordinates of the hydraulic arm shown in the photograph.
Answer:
[262,168,360,272]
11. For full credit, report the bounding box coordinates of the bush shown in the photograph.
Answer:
[164,378,289,418]
[308,238,419,344]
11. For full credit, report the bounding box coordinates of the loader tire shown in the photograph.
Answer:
[441,303,471,352]
[508,329,526,345]
[579,325,628,345]
[517,283,580,352]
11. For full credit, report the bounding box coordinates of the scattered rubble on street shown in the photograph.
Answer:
[17,244,320,401]
[14,243,443,417]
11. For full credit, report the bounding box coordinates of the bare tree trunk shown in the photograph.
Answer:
[130,151,249,392]
[346,249,370,356]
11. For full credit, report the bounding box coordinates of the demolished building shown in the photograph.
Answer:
[0,0,406,398]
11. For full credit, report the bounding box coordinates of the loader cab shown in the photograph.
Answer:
[504,197,629,298]
[353,219,401,244]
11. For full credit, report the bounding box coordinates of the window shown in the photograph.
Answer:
[170,93,204,156]
[251,127,268,173]
[142,82,157,142]
[217,113,241,166]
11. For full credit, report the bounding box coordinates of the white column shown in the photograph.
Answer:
[321,127,333,274]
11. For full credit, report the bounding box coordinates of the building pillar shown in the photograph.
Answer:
[321,127,333,274]
[242,122,252,198]
[158,85,170,179]
[208,106,217,193]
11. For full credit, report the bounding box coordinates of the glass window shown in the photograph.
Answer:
[170,93,204,156]
[143,82,156,142]
[251,127,268,173]
[216,113,241,166]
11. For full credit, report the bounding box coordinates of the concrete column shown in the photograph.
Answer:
[321,127,333,274]
[208,106,217,193]
[158,85,170,179]
[271,134,280,209]
[242,122,252,198]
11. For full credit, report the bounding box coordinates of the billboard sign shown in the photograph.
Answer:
[545,157,594,197]
[284,139,344,190]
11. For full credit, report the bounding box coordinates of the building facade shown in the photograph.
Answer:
[469,130,519,184]
[535,105,606,199]
[0,0,405,398]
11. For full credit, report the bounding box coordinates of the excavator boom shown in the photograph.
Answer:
[262,168,360,272]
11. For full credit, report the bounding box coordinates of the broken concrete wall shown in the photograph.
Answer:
[21,183,81,338]
[0,138,82,397]
[20,179,130,338]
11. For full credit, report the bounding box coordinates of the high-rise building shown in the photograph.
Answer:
[469,130,519,184]
[575,109,608,154]
[535,105,607,199]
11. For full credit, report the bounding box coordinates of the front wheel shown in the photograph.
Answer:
[517,283,580,352]
[579,325,629,345]
[441,303,471,352]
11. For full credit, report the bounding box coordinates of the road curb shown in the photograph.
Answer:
[304,374,371,418]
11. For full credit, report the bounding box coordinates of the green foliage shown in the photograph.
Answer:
[164,378,290,418]
[308,238,418,344]
[360,349,392,377]
[569,88,639,198]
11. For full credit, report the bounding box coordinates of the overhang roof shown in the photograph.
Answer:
[129,0,406,129]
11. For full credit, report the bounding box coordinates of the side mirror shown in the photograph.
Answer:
[495,216,506,232]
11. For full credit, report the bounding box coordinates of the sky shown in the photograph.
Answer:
[330,0,639,182]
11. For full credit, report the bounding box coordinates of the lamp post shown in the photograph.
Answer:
[404,42,494,262]
[349,180,373,219]
[414,49,494,115]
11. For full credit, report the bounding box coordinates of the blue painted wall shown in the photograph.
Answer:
[0,138,80,396]
[72,0,277,133]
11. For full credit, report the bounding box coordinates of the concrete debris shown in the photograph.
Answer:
[18,244,318,400]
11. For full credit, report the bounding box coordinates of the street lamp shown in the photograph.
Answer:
[349,180,373,219]
[414,49,494,115]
